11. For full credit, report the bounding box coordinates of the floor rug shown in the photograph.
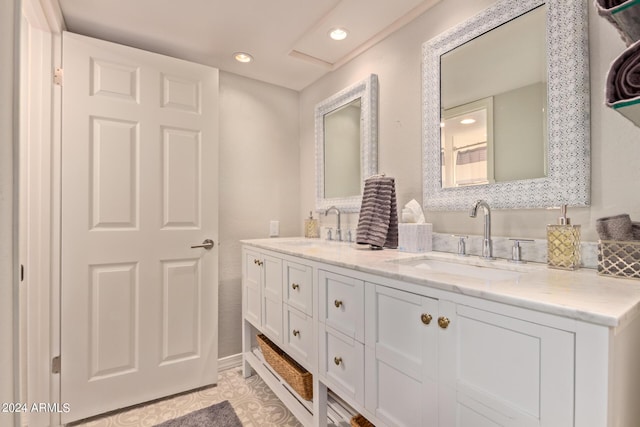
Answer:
[153,400,242,427]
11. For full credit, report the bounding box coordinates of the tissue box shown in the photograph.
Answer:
[398,223,433,253]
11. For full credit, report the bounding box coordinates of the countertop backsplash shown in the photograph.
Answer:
[317,215,599,268]
[432,232,599,269]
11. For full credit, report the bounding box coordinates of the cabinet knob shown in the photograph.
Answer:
[334,356,343,366]
[253,259,263,266]
[334,299,343,308]
[292,329,300,337]
[291,283,300,290]
[438,316,450,329]
[421,313,433,325]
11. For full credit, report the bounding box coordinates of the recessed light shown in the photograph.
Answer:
[460,118,476,125]
[329,28,348,41]
[234,52,253,63]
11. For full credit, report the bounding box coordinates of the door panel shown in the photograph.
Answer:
[161,259,200,363]
[61,32,219,423]
[89,263,138,379]
[162,128,201,228]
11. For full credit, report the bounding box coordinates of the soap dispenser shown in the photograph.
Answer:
[304,211,319,238]
[547,205,581,270]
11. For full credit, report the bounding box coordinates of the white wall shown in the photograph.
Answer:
[0,0,17,426]
[218,71,300,357]
[300,0,640,243]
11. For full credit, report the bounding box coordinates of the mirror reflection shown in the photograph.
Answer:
[440,4,547,188]
[324,98,361,199]
[441,97,494,187]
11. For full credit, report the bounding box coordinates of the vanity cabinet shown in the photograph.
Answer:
[242,240,640,427]
[242,247,318,426]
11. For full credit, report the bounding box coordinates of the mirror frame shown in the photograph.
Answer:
[315,74,378,212]
[422,0,590,210]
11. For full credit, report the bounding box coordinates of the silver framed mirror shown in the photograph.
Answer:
[422,0,590,210]
[315,74,378,212]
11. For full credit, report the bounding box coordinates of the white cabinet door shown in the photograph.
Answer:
[61,32,218,423]
[243,249,262,327]
[262,254,283,344]
[438,301,575,427]
[364,284,439,427]
[242,250,283,344]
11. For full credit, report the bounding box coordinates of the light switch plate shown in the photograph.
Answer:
[269,220,279,237]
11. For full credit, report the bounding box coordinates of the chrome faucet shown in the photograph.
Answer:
[469,200,494,260]
[324,206,342,241]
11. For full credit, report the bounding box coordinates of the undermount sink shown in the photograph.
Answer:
[395,257,526,282]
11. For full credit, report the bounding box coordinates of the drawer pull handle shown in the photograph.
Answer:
[334,300,343,308]
[292,329,300,337]
[292,283,300,290]
[438,316,450,329]
[421,313,433,325]
[334,356,343,366]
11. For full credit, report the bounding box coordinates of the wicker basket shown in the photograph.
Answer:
[351,414,375,427]
[256,334,313,400]
[598,240,640,280]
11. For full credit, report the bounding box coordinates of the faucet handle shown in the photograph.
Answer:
[452,235,469,257]
[509,238,534,263]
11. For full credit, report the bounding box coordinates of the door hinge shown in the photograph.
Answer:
[52,356,61,374]
[54,67,63,86]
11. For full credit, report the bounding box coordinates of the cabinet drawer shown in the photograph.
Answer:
[319,270,364,341]
[283,305,314,369]
[284,261,313,316]
[320,324,364,404]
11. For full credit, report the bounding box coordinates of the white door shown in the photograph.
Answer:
[60,32,219,423]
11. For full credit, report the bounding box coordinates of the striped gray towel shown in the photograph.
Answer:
[356,176,398,249]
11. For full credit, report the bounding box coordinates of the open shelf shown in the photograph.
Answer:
[245,348,313,426]
[245,346,362,426]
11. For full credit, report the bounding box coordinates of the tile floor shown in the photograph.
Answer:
[70,368,303,427]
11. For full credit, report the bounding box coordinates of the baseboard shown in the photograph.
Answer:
[218,353,242,372]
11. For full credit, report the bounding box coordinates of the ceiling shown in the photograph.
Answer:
[57,0,440,91]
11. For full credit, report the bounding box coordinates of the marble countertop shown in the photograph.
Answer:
[241,237,640,330]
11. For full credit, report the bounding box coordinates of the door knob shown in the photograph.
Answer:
[190,239,214,250]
